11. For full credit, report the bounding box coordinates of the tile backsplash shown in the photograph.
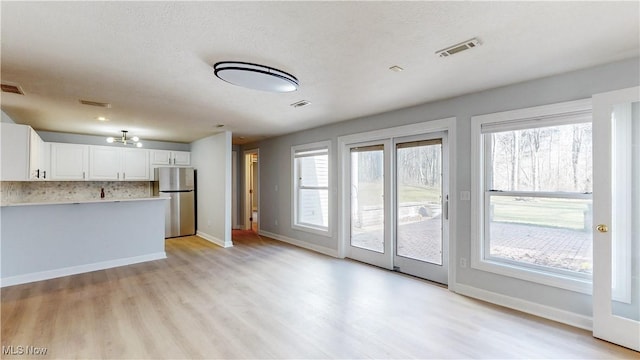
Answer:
[1,181,152,204]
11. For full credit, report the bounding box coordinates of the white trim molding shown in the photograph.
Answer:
[259,230,339,258]
[197,231,233,248]
[455,283,592,331]
[1,252,167,288]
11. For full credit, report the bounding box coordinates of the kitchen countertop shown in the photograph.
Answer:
[0,197,167,207]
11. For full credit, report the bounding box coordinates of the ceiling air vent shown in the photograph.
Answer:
[79,99,112,108]
[1,84,24,95]
[436,38,481,58]
[290,100,311,108]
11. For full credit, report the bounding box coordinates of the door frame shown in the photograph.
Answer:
[243,148,259,231]
[338,117,457,289]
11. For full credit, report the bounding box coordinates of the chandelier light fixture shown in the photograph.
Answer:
[213,61,298,93]
[106,130,142,147]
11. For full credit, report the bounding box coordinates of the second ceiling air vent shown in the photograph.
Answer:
[290,100,311,108]
[1,83,24,95]
[79,99,112,108]
[436,38,481,58]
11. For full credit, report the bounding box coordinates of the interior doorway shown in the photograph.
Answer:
[244,149,259,232]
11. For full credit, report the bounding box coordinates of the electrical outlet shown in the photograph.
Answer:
[460,257,467,268]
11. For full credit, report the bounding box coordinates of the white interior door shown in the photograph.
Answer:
[592,86,640,351]
[347,141,393,269]
[393,132,449,284]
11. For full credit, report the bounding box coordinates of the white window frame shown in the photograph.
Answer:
[291,140,332,236]
[470,99,594,294]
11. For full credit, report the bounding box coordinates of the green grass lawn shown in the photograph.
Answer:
[491,196,591,230]
[354,182,590,230]
[355,182,441,207]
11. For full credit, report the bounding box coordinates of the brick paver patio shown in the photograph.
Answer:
[352,217,592,273]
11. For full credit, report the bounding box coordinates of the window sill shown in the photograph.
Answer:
[292,224,331,238]
[471,257,592,295]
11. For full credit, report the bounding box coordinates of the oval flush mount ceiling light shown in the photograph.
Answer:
[213,62,298,92]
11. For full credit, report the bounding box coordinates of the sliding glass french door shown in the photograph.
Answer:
[345,132,449,284]
[592,87,640,351]
[348,141,392,269]
[394,133,448,283]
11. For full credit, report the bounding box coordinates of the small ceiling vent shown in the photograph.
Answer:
[290,100,311,108]
[1,84,24,95]
[79,99,111,108]
[436,38,481,58]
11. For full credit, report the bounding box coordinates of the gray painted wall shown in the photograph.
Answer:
[1,199,166,284]
[1,111,15,124]
[232,145,242,228]
[38,130,190,151]
[241,57,640,317]
[0,110,189,150]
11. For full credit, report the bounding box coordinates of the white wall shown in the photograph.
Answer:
[191,131,232,247]
[240,57,640,324]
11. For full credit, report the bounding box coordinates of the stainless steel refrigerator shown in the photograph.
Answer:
[153,167,196,238]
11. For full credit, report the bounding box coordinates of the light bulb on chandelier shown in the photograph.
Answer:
[106,130,142,147]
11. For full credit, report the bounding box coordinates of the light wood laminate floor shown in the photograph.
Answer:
[1,231,637,359]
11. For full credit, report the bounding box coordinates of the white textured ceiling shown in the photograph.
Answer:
[1,2,639,144]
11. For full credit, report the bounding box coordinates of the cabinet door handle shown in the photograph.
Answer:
[83,171,86,179]
[36,169,40,178]
[123,172,125,180]
[117,172,120,180]
[43,170,46,179]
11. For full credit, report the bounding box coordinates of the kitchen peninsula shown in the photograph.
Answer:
[1,194,167,287]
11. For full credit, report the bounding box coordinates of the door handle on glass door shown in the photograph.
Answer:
[596,224,608,233]
[443,194,449,220]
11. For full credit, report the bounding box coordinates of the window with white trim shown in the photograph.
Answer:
[292,141,330,235]
[471,100,594,292]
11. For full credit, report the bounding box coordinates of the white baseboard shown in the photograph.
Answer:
[1,252,167,288]
[259,230,339,258]
[455,283,592,331]
[197,231,233,248]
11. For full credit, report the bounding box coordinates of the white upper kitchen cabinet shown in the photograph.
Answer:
[150,150,190,166]
[1,123,48,181]
[89,146,121,180]
[122,148,149,180]
[172,151,190,165]
[89,146,149,181]
[29,128,50,180]
[50,143,89,180]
